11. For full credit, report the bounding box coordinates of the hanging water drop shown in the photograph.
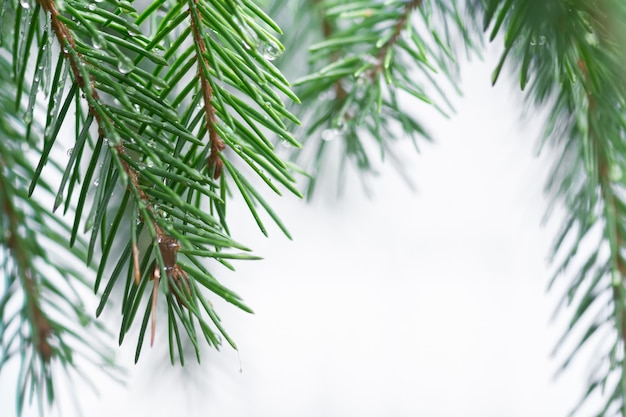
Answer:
[93,34,105,49]
[67,148,74,157]
[260,41,282,61]
[530,37,536,46]
[320,90,336,101]
[118,56,133,74]
[610,165,623,182]
[321,129,340,142]
[23,112,32,124]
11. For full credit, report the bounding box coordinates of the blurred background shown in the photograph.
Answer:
[1,50,594,416]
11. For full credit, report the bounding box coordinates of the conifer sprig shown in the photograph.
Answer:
[0,52,119,415]
[272,0,478,195]
[0,0,302,396]
[480,0,626,415]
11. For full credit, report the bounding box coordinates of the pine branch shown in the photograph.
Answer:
[482,0,626,414]
[37,0,200,350]
[273,0,477,196]
[0,48,119,415]
[0,159,53,363]
[0,1,300,403]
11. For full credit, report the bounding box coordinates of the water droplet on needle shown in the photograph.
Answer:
[260,41,282,61]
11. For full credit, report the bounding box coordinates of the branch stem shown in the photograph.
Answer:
[372,0,422,79]
[188,0,225,179]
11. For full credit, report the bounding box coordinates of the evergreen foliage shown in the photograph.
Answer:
[0,0,625,415]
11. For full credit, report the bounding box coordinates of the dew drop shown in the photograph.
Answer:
[23,112,32,124]
[44,125,53,136]
[585,32,599,46]
[19,0,30,9]
[260,41,282,61]
[118,56,133,74]
[320,90,336,101]
[538,35,546,46]
[93,35,104,49]
[88,3,96,10]
[67,148,74,157]
[530,37,536,46]
[321,129,340,142]
[125,86,136,95]
[610,165,623,182]
[93,179,100,187]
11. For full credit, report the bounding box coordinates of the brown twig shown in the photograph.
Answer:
[370,0,422,80]
[188,1,225,179]
[313,0,347,101]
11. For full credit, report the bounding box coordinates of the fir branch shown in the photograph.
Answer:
[16,0,302,370]
[0,46,118,415]
[38,0,191,347]
[278,0,474,195]
[482,0,626,414]
[0,160,53,363]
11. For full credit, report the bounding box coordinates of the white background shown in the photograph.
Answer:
[2,52,595,416]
